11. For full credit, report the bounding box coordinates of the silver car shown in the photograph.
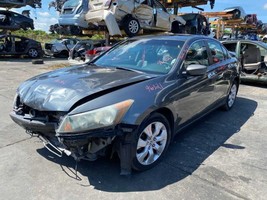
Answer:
[58,0,89,34]
[44,38,79,58]
[85,0,186,37]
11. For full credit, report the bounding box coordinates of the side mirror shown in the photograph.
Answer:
[186,64,207,76]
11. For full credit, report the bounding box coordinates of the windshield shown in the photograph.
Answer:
[50,39,64,44]
[64,0,81,7]
[94,39,184,74]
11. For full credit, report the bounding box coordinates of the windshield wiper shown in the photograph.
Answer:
[88,62,98,67]
[115,66,142,73]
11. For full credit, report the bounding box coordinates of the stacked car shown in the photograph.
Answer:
[0,3,44,58]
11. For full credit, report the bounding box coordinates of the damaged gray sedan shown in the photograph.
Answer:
[10,34,240,175]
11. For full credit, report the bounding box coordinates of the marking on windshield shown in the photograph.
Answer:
[145,83,163,92]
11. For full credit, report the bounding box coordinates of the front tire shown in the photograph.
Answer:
[222,80,238,111]
[132,113,171,171]
[123,16,140,37]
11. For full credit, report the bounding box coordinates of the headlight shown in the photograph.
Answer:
[57,99,134,133]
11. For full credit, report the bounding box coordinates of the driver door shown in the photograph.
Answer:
[172,40,214,125]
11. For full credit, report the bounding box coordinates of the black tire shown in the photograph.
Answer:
[32,59,44,64]
[123,16,140,37]
[132,113,171,171]
[28,48,39,58]
[222,80,238,111]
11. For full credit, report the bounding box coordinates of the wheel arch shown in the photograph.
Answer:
[121,14,134,23]
[140,107,175,139]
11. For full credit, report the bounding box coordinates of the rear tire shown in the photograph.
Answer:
[28,48,39,58]
[132,113,171,171]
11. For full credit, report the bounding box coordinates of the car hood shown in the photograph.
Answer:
[17,65,154,111]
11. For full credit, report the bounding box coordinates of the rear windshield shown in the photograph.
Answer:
[181,14,197,21]
[64,0,81,7]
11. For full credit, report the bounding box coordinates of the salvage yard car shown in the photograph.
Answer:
[0,34,42,58]
[68,39,116,64]
[222,39,267,84]
[85,0,186,37]
[58,0,89,35]
[179,13,210,35]
[0,10,34,30]
[44,38,79,57]
[10,34,240,175]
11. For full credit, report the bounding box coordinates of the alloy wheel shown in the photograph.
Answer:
[136,121,168,165]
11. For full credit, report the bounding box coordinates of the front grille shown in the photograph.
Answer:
[14,95,66,124]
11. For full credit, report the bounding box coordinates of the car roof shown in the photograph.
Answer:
[0,10,20,15]
[129,33,209,42]
[221,40,260,44]
[0,34,32,39]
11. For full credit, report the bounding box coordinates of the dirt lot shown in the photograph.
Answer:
[0,58,267,200]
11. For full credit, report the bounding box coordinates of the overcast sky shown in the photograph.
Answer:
[12,0,267,33]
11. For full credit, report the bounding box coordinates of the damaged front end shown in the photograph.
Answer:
[10,94,137,175]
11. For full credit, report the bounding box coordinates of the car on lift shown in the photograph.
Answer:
[179,13,210,35]
[0,34,42,58]
[0,10,34,30]
[58,0,89,35]
[85,0,186,37]
[10,34,240,175]
[222,40,267,84]
[44,38,79,58]
[224,6,246,20]
[0,0,27,8]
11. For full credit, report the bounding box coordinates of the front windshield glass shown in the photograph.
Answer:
[93,39,184,74]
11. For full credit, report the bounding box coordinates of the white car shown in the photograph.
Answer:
[85,0,186,37]
[44,38,79,58]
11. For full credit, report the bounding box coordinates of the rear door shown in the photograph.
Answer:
[206,39,235,102]
[153,0,170,30]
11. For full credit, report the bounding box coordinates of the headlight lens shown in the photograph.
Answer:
[57,99,134,133]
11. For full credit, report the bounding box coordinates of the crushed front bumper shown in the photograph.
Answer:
[10,111,138,175]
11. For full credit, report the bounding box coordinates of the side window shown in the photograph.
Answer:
[257,45,267,57]
[64,40,71,45]
[223,43,237,52]
[69,40,74,45]
[207,40,225,63]
[184,41,209,68]
[154,0,167,12]
[221,45,230,59]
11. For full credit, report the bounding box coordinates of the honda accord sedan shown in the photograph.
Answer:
[10,34,240,175]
